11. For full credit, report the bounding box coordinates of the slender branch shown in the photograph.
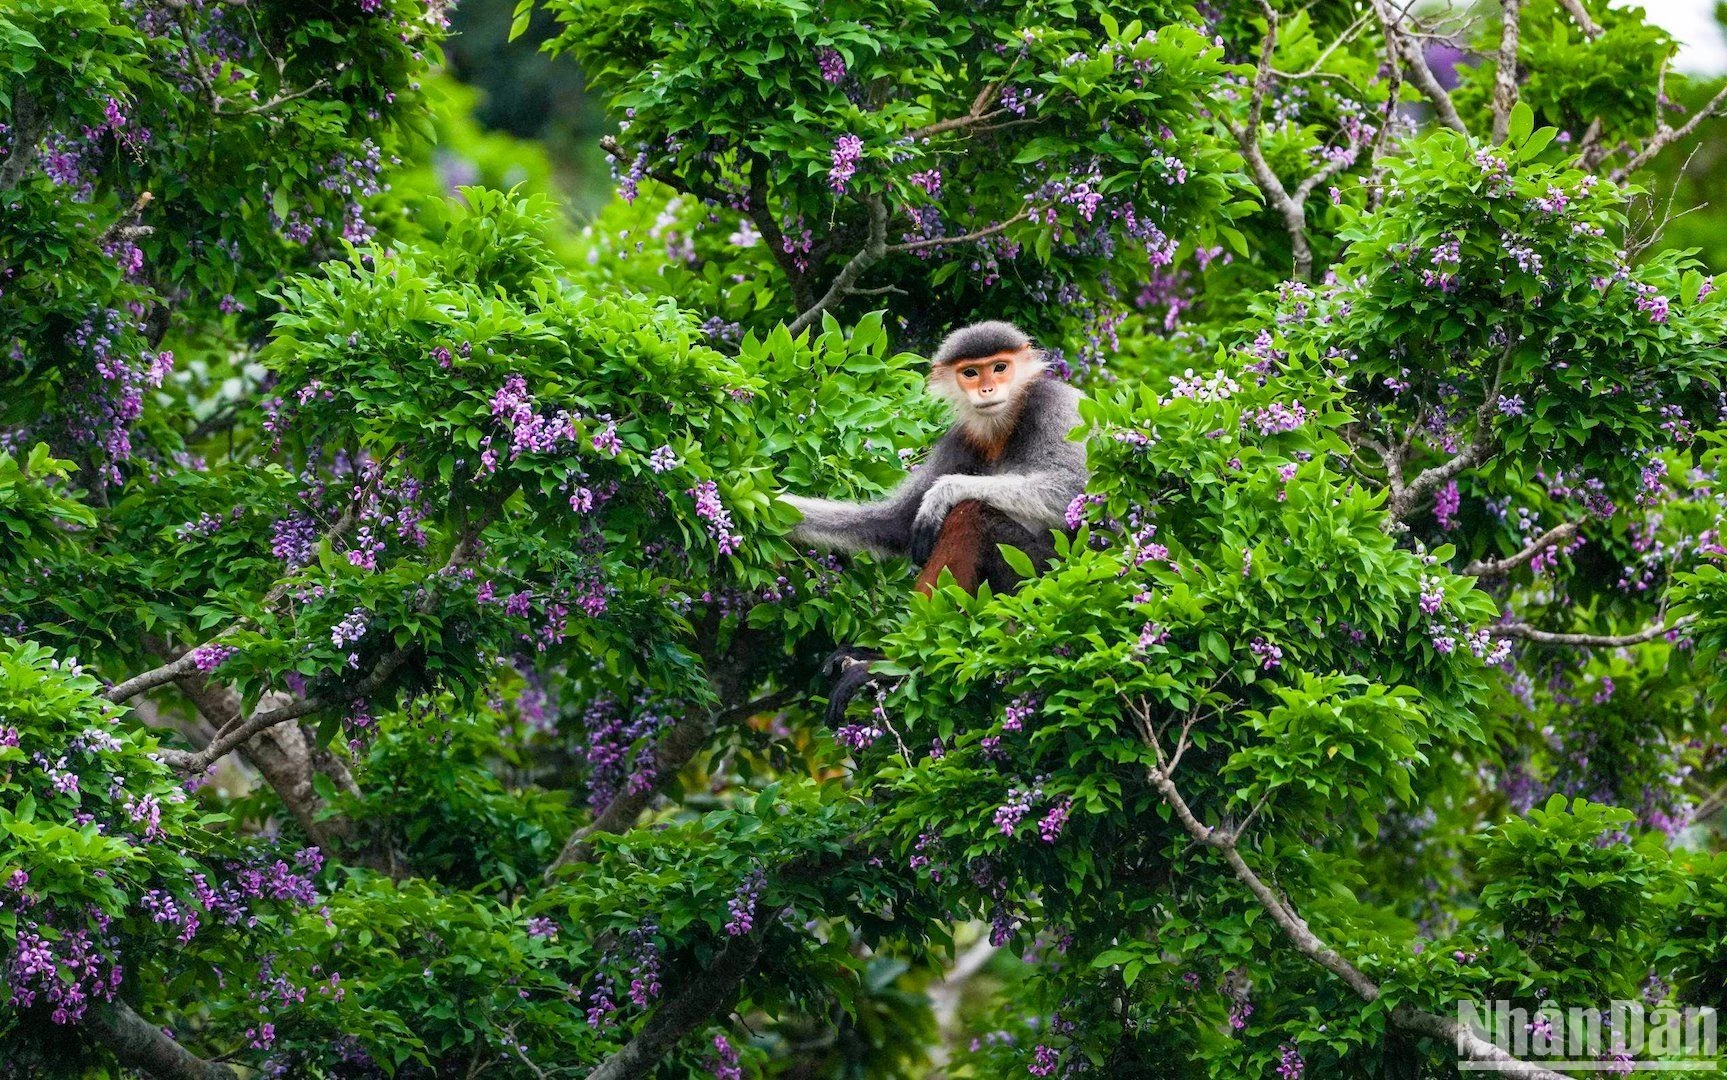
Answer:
[885,206,1030,255]
[907,107,1012,141]
[85,1002,238,1080]
[107,495,364,705]
[785,193,888,337]
[546,689,798,876]
[1487,614,1694,647]
[107,653,203,705]
[1127,698,1571,1080]
[1372,0,1470,136]
[1555,0,1602,38]
[1271,11,1373,80]
[1490,0,1523,143]
[218,78,330,116]
[1461,522,1580,577]
[584,933,768,1080]
[1610,83,1727,182]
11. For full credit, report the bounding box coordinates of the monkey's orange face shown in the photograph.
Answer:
[948,349,1023,411]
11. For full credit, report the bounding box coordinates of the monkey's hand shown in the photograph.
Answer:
[910,478,962,565]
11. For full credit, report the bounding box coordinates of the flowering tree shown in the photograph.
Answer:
[6,0,1727,1076]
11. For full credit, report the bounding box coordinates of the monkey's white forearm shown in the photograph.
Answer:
[918,471,1076,532]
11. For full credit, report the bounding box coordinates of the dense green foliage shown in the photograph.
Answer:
[6,0,1727,1077]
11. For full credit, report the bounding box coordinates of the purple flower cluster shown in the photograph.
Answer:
[1277,1044,1305,1078]
[724,866,766,936]
[1003,695,1038,733]
[190,643,238,673]
[6,925,119,1023]
[491,375,581,459]
[626,921,662,1007]
[686,480,744,555]
[829,134,864,194]
[1250,637,1282,670]
[577,695,671,810]
[710,1034,743,1080]
[817,47,847,84]
[1029,1044,1059,1076]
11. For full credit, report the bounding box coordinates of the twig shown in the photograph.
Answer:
[1487,614,1694,647]
[885,207,1030,254]
[1460,522,1580,577]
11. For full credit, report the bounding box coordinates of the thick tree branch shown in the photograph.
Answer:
[1461,522,1580,577]
[1490,0,1523,143]
[584,932,768,1080]
[1371,0,1471,136]
[85,1002,237,1080]
[786,193,888,337]
[1126,699,1571,1080]
[1487,614,1694,647]
[158,646,415,772]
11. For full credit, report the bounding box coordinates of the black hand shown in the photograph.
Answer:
[909,516,940,566]
[825,660,881,728]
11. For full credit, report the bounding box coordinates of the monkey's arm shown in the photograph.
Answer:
[782,464,943,558]
[909,470,1081,562]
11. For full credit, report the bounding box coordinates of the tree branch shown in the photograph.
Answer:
[785,193,888,337]
[1460,522,1580,577]
[1487,614,1694,647]
[158,646,415,772]
[1555,0,1602,38]
[1126,698,1572,1080]
[1610,83,1727,182]
[85,1002,238,1080]
[546,688,797,876]
[1490,0,1523,143]
[583,933,768,1080]
[1372,0,1471,136]
[885,206,1030,255]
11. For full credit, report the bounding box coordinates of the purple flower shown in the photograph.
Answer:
[648,445,679,473]
[829,135,864,194]
[686,481,744,555]
[1250,637,1281,671]
[190,644,238,673]
[817,47,846,84]
[725,867,766,936]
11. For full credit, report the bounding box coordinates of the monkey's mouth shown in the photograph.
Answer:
[973,399,1005,410]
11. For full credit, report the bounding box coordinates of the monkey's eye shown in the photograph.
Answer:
[960,368,979,380]
[993,362,1008,374]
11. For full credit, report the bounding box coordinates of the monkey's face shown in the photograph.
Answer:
[932,346,1040,416]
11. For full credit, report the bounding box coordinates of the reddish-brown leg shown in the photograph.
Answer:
[913,499,989,595]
